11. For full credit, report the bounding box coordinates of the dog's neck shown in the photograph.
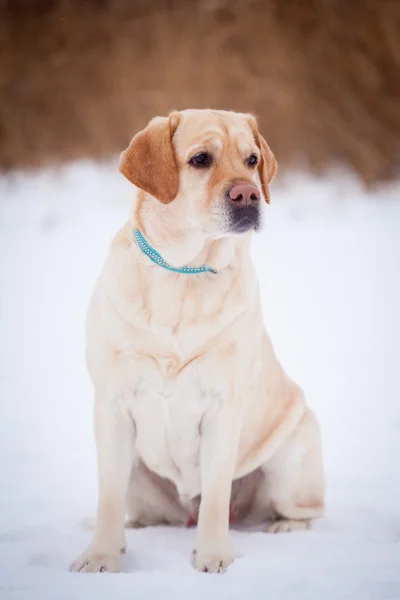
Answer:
[130,190,251,273]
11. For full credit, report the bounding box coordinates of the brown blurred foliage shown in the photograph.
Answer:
[0,0,399,184]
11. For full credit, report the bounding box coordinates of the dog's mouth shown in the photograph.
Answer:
[228,205,261,234]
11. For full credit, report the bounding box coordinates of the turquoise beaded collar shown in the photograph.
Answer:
[133,230,216,275]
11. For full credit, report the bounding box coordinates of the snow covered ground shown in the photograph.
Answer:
[0,162,399,599]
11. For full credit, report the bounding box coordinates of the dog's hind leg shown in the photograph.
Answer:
[242,407,324,532]
[260,407,325,532]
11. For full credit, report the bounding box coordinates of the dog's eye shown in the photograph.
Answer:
[247,154,258,167]
[189,152,212,168]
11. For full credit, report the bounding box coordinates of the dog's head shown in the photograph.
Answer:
[119,109,277,237]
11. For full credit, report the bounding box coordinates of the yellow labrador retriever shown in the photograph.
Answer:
[71,109,324,574]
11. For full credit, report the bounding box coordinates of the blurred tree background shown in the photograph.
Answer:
[0,0,399,185]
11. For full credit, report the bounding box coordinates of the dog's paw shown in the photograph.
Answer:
[266,519,310,534]
[69,551,121,573]
[192,548,235,574]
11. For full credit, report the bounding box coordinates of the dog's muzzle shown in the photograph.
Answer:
[226,182,261,233]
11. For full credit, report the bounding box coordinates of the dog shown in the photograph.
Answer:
[70,109,325,574]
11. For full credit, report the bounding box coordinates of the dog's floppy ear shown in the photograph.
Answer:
[119,112,181,204]
[247,116,277,204]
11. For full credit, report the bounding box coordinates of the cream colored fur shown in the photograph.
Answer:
[70,109,325,575]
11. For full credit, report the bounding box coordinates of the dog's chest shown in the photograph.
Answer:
[127,355,219,499]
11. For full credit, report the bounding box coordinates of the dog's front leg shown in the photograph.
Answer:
[70,396,135,573]
[193,402,242,574]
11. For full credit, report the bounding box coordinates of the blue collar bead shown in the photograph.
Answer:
[133,230,216,275]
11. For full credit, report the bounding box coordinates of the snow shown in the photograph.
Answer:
[0,161,399,599]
